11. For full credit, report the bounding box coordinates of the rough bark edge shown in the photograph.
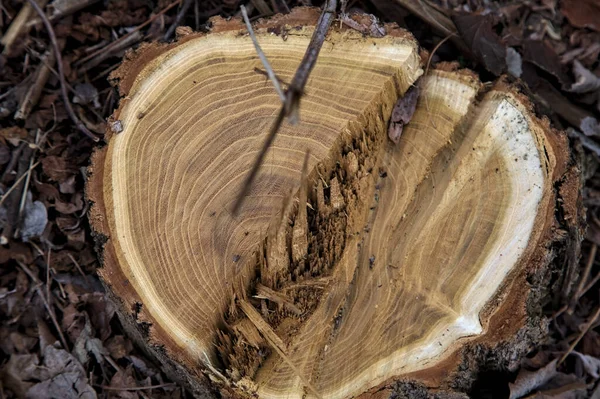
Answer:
[352,75,584,399]
[86,8,423,398]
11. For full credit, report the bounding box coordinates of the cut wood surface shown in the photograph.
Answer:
[87,8,582,399]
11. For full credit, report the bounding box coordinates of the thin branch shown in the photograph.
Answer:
[17,261,69,350]
[558,306,600,365]
[98,383,176,391]
[25,0,99,142]
[76,0,182,67]
[233,0,337,215]
[241,5,285,102]
[164,0,194,41]
[568,243,597,313]
[0,161,41,208]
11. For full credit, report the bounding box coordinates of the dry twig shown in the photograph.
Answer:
[17,261,70,350]
[0,161,41,208]
[241,5,285,101]
[558,306,600,366]
[232,0,337,214]
[25,0,99,142]
[164,0,194,41]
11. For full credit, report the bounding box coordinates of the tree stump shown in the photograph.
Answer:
[87,8,584,399]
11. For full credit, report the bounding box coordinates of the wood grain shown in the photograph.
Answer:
[88,11,578,399]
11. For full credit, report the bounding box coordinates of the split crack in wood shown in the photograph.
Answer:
[87,8,581,399]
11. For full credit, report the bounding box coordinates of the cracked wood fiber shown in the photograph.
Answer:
[87,8,583,399]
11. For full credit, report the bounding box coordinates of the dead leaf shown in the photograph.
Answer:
[571,351,600,379]
[388,85,420,144]
[26,345,97,399]
[1,354,40,397]
[561,0,600,32]
[581,117,600,137]
[570,61,600,94]
[109,364,139,399]
[73,315,108,365]
[59,175,77,194]
[528,380,588,399]
[26,372,97,399]
[567,129,600,158]
[72,83,100,108]
[0,144,10,164]
[0,126,27,146]
[19,192,48,242]
[452,13,506,76]
[2,345,96,398]
[523,40,570,86]
[42,155,78,182]
[105,335,133,359]
[54,192,84,214]
[509,359,558,399]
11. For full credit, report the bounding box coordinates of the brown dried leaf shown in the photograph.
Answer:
[452,13,506,76]
[0,126,27,146]
[109,364,139,399]
[1,354,40,397]
[105,335,133,359]
[523,40,570,86]
[0,144,10,165]
[42,155,78,182]
[388,85,420,144]
[561,0,600,32]
[509,359,558,399]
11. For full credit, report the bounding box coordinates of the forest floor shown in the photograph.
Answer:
[0,0,599,398]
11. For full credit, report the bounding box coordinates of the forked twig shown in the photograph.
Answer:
[25,0,100,142]
[232,0,337,214]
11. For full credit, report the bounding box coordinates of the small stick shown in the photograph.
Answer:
[14,51,55,120]
[17,261,69,350]
[98,383,176,391]
[25,0,99,142]
[423,33,455,129]
[75,0,182,67]
[233,0,337,215]
[568,243,597,313]
[241,5,285,102]
[16,130,40,227]
[164,0,194,41]
[0,161,41,208]
[557,305,600,366]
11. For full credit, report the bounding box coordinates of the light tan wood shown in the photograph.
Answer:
[88,9,580,399]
